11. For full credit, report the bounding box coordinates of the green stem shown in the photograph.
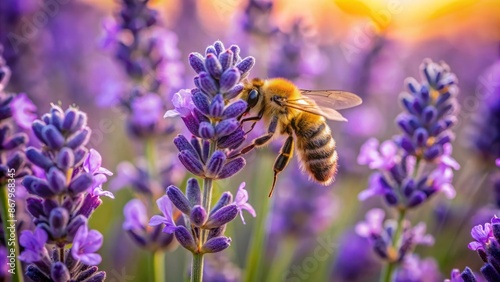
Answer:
[191,253,204,282]
[192,141,216,282]
[380,209,406,282]
[0,183,24,282]
[153,251,166,282]
[145,138,157,179]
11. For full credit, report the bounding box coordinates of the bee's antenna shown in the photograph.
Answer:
[268,173,278,197]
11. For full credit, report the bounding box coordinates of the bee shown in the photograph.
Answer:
[231,78,362,197]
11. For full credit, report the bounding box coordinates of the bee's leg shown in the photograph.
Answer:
[269,134,294,197]
[240,108,264,134]
[228,115,278,159]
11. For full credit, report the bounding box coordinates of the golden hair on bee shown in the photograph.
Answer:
[234,77,362,197]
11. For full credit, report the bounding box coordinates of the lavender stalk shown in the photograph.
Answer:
[153,40,256,282]
[357,59,460,281]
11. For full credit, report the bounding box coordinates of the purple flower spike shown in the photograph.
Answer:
[204,205,238,229]
[165,89,195,118]
[123,199,148,231]
[71,225,103,265]
[174,226,197,253]
[234,183,256,224]
[496,159,500,167]
[190,205,208,227]
[149,195,176,234]
[166,186,191,214]
[19,227,48,263]
[217,157,246,179]
[201,237,231,254]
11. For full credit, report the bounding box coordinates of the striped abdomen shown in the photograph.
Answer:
[292,115,338,185]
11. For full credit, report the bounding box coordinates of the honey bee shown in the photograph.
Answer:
[231,78,362,197]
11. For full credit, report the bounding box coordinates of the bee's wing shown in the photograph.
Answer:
[298,90,362,110]
[284,90,362,121]
[283,98,349,122]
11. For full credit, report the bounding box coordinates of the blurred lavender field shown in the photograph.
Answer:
[1,0,500,281]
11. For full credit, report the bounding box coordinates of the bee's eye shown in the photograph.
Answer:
[247,89,259,108]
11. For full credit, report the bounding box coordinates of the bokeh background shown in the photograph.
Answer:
[2,0,500,281]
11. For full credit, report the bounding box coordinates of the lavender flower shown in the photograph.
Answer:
[156,40,255,281]
[444,216,500,282]
[358,59,460,209]
[20,104,111,281]
[468,61,500,163]
[100,0,183,139]
[356,208,434,263]
[395,59,458,160]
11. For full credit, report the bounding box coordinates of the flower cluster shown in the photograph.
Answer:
[355,209,434,263]
[462,216,500,281]
[101,0,185,254]
[168,40,255,175]
[100,0,183,138]
[20,104,112,281]
[394,59,458,161]
[154,40,256,263]
[358,59,460,209]
[150,181,255,254]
